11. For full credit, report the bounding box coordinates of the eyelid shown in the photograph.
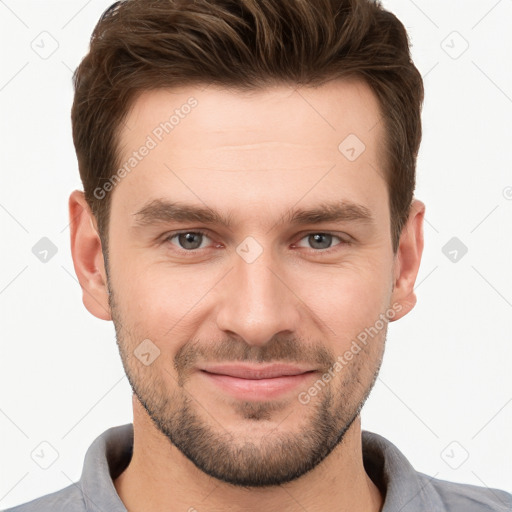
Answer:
[292,230,352,244]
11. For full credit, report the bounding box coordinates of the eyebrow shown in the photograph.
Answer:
[132,198,375,231]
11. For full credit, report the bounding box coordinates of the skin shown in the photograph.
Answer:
[69,78,425,512]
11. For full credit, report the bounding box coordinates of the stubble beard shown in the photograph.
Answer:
[108,285,385,487]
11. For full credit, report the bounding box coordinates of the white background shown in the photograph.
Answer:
[1,0,511,509]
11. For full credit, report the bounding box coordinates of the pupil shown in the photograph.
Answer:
[180,233,201,249]
[311,233,331,249]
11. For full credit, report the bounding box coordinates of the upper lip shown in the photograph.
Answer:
[199,363,316,380]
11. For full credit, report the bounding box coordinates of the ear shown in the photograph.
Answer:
[389,199,425,321]
[68,190,112,321]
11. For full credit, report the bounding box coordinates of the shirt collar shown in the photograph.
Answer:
[362,430,444,511]
[80,424,132,512]
[79,423,445,512]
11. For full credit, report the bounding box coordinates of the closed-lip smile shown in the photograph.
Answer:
[199,363,316,379]
[197,363,317,400]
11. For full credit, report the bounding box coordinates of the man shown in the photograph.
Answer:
[5,0,511,511]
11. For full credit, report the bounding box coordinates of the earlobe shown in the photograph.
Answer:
[389,199,425,322]
[68,190,112,321]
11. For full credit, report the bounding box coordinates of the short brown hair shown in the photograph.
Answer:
[71,0,424,256]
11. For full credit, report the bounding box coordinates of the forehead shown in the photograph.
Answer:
[120,78,384,154]
[112,79,388,224]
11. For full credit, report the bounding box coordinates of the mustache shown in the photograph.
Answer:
[174,335,335,374]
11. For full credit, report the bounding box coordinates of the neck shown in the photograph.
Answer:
[114,397,383,512]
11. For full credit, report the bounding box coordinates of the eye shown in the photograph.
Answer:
[162,230,350,254]
[294,233,348,251]
[165,230,212,251]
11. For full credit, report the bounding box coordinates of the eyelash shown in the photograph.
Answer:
[162,230,351,256]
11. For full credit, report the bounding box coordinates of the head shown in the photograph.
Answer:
[69,0,425,487]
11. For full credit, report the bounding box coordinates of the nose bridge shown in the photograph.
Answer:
[215,242,300,346]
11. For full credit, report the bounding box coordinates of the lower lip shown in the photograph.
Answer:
[200,371,315,401]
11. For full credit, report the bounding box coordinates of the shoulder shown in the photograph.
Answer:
[1,483,85,512]
[418,471,512,512]
[361,430,511,512]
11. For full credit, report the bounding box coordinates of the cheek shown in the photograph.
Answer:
[296,264,392,342]
[115,266,216,346]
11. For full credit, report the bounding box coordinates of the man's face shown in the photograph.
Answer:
[104,80,404,486]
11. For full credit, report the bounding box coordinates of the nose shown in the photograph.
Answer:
[215,245,302,347]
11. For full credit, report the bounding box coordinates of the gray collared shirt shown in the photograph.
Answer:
[3,423,511,511]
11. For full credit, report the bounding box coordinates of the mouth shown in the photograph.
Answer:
[197,363,317,400]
